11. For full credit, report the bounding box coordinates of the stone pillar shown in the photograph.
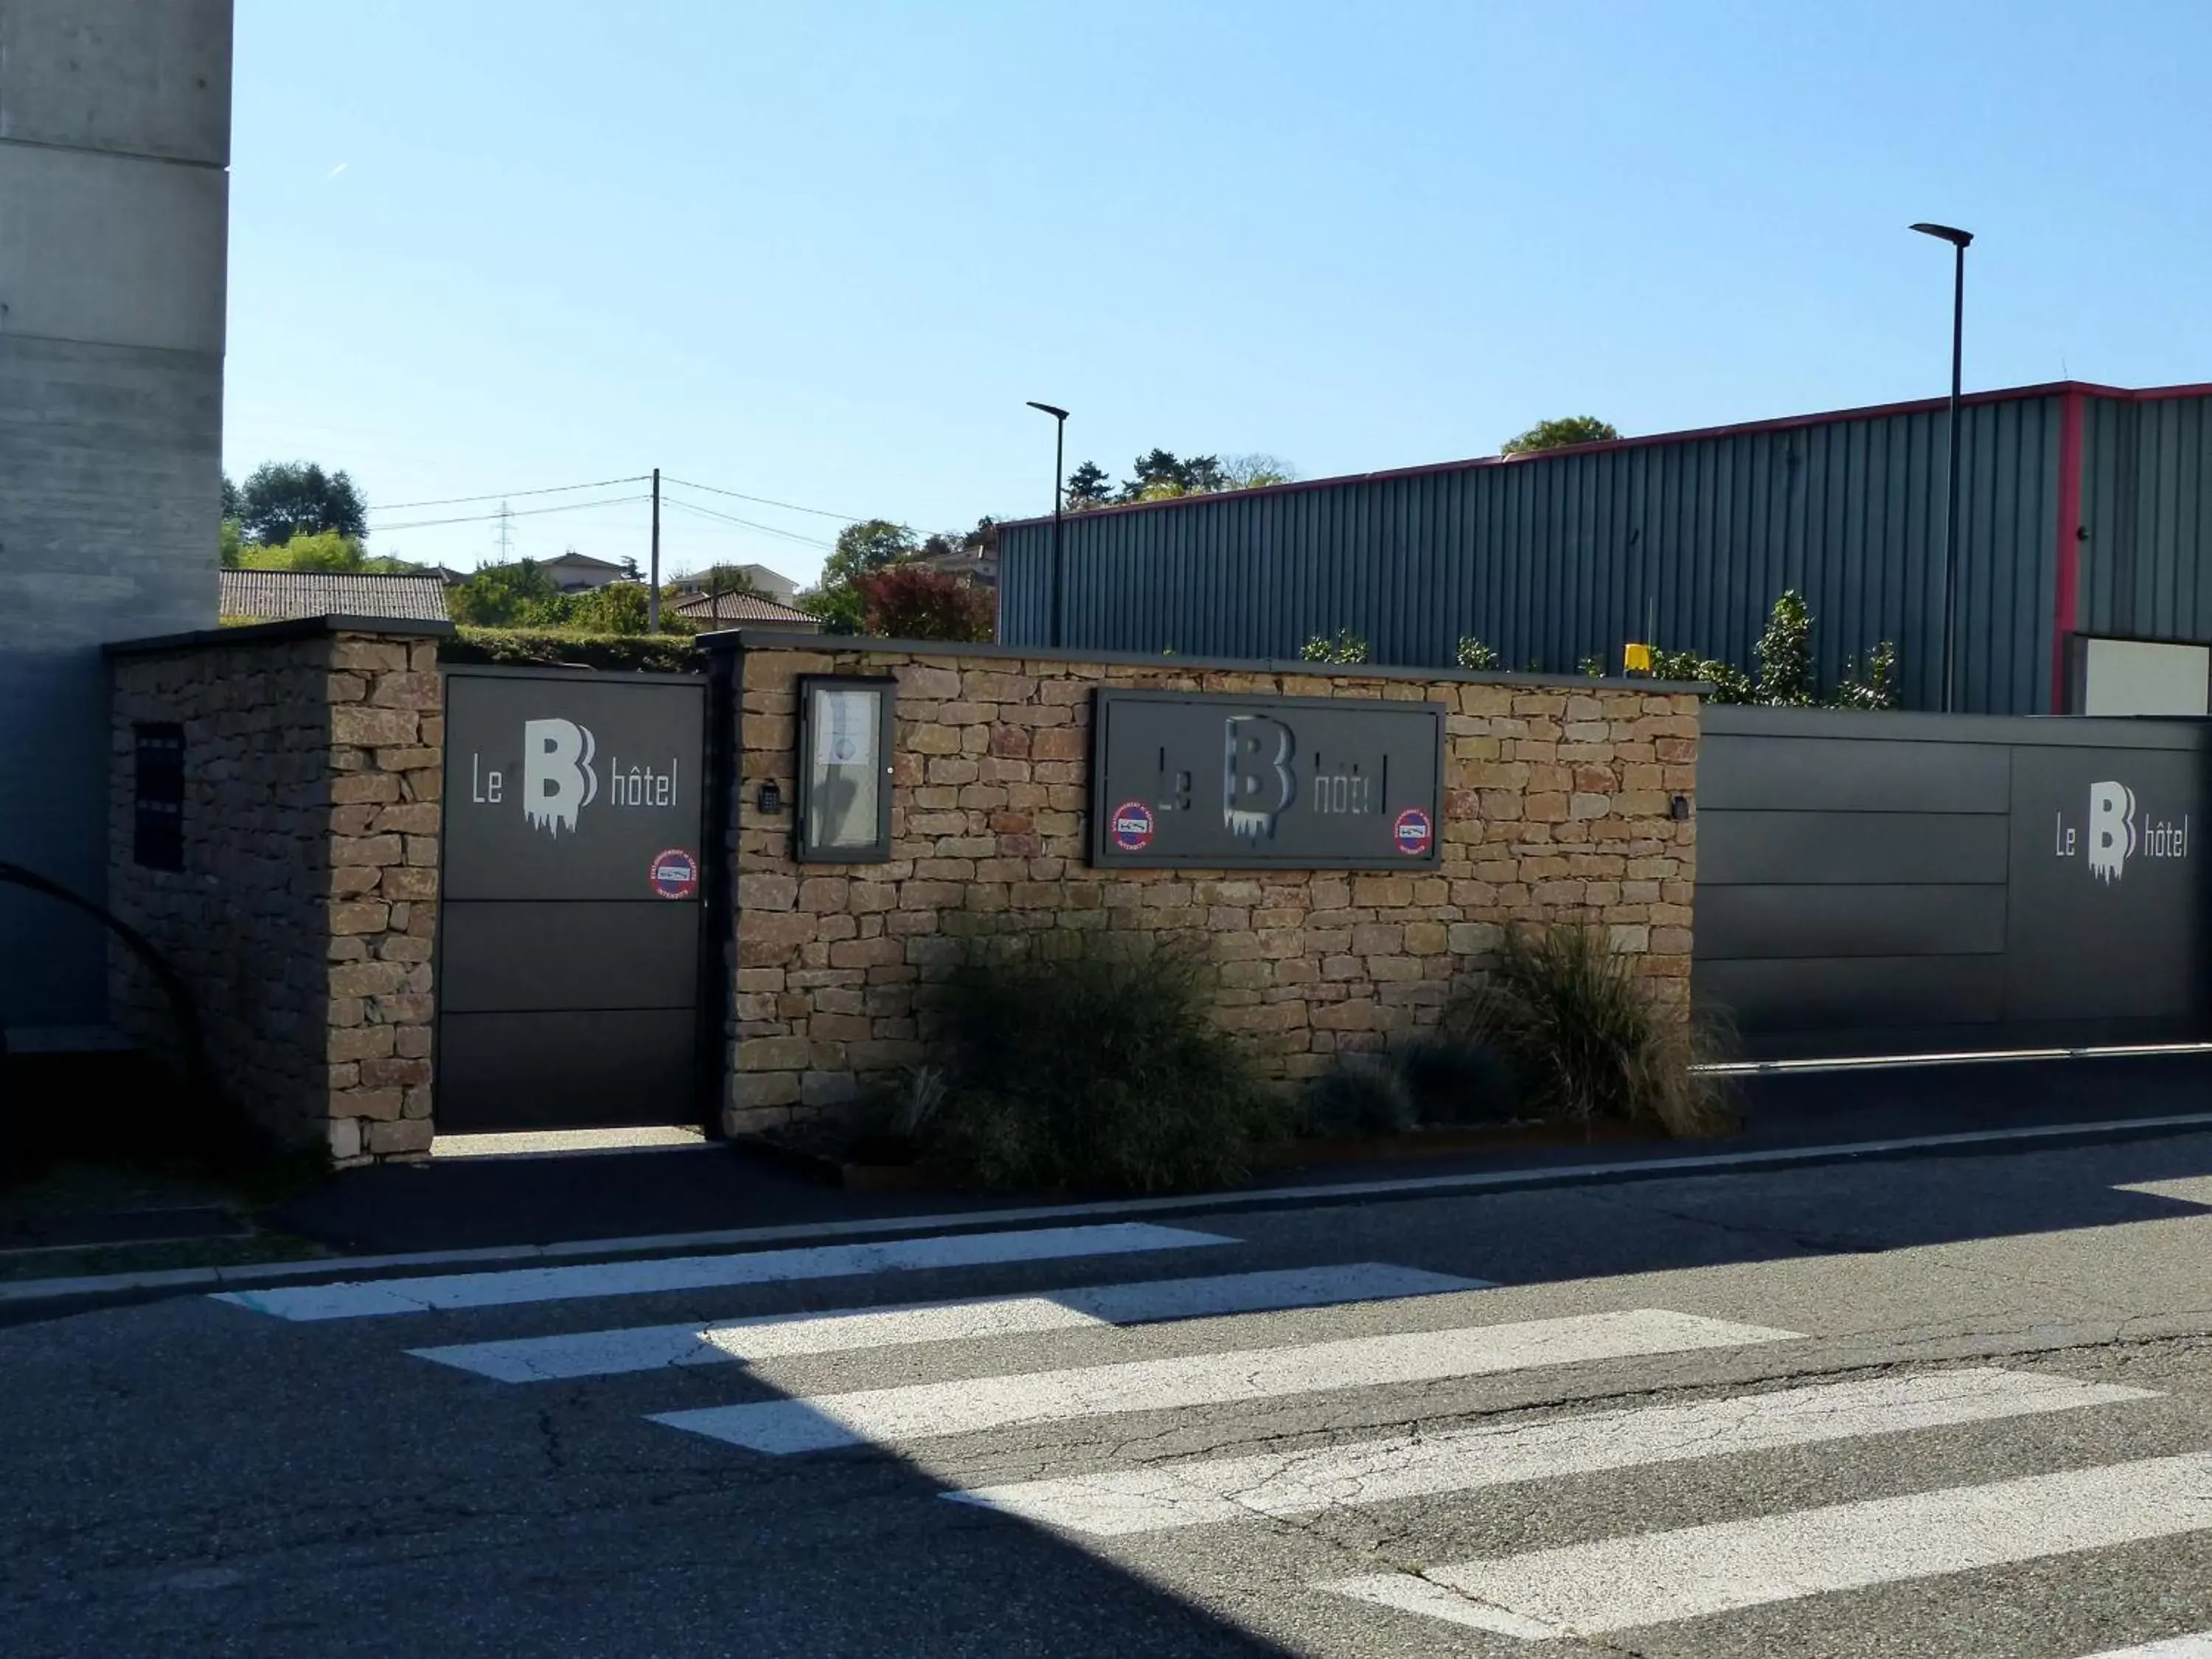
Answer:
[107,618,448,1164]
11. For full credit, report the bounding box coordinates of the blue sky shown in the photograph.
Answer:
[224,1,2212,583]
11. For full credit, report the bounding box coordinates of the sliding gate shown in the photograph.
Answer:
[1694,706,2211,1060]
[437,667,711,1131]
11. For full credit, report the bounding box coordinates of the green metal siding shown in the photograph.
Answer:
[2079,392,2212,647]
[1004,397,2067,713]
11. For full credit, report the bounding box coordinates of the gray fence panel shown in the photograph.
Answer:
[1696,812,2008,886]
[1697,885,2008,961]
[1695,706,2211,1057]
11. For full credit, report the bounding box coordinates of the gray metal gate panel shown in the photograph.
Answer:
[1695,706,2211,1058]
[437,668,708,1131]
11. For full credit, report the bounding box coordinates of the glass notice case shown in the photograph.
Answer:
[795,676,894,862]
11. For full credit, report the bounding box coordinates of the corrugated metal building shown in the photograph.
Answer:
[998,380,2212,714]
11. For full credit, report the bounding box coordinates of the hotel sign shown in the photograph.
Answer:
[1089,689,1446,869]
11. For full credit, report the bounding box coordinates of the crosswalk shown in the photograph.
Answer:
[215,1219,2212,1656]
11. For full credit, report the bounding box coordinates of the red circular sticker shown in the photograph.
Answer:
[1392,807,1434,857]
[650,847,700,900]
[1110,800,1156,852]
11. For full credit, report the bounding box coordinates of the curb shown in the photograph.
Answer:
[7,1108,2212,1321]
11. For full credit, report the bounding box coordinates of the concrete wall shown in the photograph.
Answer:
[0,0,233,1040]
[718,640,1701,1134]
[108,622,446,1164]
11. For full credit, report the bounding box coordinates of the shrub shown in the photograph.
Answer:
[1441,924,1734,1138]
[925,945,1287,1194]
[442,627,704,673]
[1455,637,1500,671]
[855,564,995,641]
[1830,640,1900,709]
[1307,1055,1416,1138]
[1756,590,1817,706]
[1299,629,1371,664]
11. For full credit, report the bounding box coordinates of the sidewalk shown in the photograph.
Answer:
[268,1050,2212,1257]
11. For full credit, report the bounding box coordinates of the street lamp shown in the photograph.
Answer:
[1026,401,1069,648]
[1910,221,1972,712]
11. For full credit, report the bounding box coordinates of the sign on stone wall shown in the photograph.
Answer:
[1089,689,1445,869]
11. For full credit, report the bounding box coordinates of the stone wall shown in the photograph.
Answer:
[717,639,1700,1135]
[107,620,446,1164]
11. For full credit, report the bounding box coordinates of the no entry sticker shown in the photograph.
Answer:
[650,847,700,900]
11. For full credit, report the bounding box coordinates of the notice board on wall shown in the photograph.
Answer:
[1088,689,1446,869]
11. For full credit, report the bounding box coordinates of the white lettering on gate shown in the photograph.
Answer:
[524,718,597,837]
[606,756,680,809]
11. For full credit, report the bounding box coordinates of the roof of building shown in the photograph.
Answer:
[669,590,821,628]
[998,376,2212,532]
[218,568,451,623]
[542,550,626,571]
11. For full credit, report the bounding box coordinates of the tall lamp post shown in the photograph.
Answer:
[1026,401,1069,647]
[1910,221,1972,712]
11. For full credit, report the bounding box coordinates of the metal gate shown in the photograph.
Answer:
[1694,706,2211,1060]
[437,667,709,1131]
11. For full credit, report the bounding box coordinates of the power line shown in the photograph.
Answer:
[370,474,651,513]
[661,476,867,524]
[658,495,837,549]
[369,493,653,533]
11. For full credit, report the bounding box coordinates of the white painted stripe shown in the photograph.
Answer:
[2073,1635,2212,1659]
[951,1369,2157,1536]
[212,1223,1233,1321]
[410,1264,1487,1382]
[1327,1451,2212,1641]
[650,1309,1801,1455]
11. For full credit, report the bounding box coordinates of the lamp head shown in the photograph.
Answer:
[1910,222,1974,248]
[1025,401,1070,421]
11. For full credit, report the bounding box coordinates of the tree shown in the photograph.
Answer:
[1067,451,1295,507]
[219,517,244,568]
[566,581,653,635]
[235,461,370,545]
[230,529,416,573]
[799,518,919,633]
[920,517,999,564]
[220,474,242,521]
[447,560,568,627]
[856,565,994,641]
[1220,453,1296,489]
[1500,417,1621,456]
[1064,462,1112,508]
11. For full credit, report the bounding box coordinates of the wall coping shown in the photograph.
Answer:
[103,615,456,658]
[698,627,1708,695]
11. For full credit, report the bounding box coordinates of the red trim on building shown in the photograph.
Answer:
[2050,390,2087,713]
[1001,378,2212,533]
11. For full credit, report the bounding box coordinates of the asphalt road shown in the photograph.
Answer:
[6,1131,2212,1658]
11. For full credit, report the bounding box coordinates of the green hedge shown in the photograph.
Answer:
[441,627,706,673]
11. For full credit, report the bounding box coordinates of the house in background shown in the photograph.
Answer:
[669,589,821,631]
[666,562,801,602]
[218,569,451,624]
[540,550,630,591]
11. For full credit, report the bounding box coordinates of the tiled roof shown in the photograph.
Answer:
[669,591,821,627]
[219,569,451,622]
